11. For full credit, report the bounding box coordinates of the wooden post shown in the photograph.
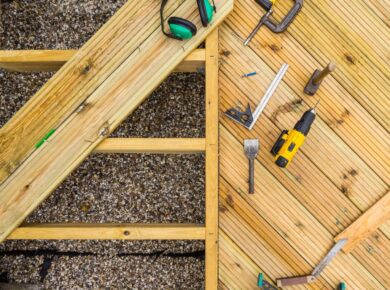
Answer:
[205,29,219,290]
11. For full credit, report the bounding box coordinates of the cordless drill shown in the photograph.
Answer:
[271,103,318,168]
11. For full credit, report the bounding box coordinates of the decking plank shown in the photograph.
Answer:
[273,0,390,129]
[219,25,388,211]
[225,2,390,181]
[219,128,385,289]
[363,0,390,26]
[219,87,390,285]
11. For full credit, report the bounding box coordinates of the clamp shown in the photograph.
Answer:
[244,0,304,45]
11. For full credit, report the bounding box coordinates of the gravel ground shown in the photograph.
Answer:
[0,1,206,288]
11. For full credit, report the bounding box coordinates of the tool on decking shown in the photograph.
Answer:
[160,0,216,40]
[244,139,259,194]
[257,273,346,289]
[257,273,278,289]
[244,0,303,46]
[225,63,288,130]
[276,238,347,287]
[242,71,258,78]
[304,62,336,95]
[271,100,319,168]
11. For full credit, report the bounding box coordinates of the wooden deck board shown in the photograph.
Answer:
[219,0,390,289]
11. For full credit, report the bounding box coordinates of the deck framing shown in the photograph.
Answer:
[3,31,221,290]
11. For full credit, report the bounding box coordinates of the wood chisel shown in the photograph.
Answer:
[244,139,259,194]
[225,63,288,130]
[276,238,347,287]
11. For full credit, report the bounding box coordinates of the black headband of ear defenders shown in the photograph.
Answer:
[160,0,217,40]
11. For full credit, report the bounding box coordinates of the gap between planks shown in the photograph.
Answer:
[0,49,206,73]
[8,224,205,240]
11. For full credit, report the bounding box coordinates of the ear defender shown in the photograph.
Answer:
[168,17,197,40]
[161,0,216,40]
[197,0,216,27]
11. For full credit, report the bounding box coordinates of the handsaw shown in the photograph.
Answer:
[276,238,347,287]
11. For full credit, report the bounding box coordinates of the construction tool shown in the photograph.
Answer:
[225,63,288,130]
[242,71,257,78]
[276,238,347,287]
[258,273,346,289]
[244,139,259,194]
[270,100,319,168]
[304,62,336,95]
[257,273,278,289]
[338,282,347,290]
[244,0,303,46]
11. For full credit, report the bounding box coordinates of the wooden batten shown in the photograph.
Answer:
[0,49,205,73]
[8,224,206,240]
[94,138,206,154]
[205,29,219,290]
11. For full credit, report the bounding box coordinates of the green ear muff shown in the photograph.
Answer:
[161,0,215,40]
[168,17,197,40]
[198,0,216,27]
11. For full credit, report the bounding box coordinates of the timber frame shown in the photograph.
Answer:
[1,30,220,289]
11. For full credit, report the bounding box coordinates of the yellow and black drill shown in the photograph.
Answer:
[271,102,318,168]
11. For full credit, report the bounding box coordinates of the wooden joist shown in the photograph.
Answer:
[204,29,219,289]
[8,224,205,240]
[0,49,205,72]
[0,0,234,243]
[335,192,390,253]
[94,138,206,154]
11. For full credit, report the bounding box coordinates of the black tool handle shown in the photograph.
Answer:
[249,159,255,194]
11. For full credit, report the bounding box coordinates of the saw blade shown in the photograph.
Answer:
[311,238,348,277]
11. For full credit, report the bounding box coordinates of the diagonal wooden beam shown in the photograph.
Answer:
[335,191,390,253]
[0,0,234,242]
[0,49,205,72]
[8,223,205,240]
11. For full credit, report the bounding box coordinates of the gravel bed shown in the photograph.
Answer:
[1,1,206,288]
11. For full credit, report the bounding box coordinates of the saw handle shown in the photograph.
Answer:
[276,275,315,287]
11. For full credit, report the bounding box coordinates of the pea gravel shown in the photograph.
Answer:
[0,1,207,288]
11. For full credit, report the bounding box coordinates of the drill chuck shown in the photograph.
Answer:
[294,108,316,135]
